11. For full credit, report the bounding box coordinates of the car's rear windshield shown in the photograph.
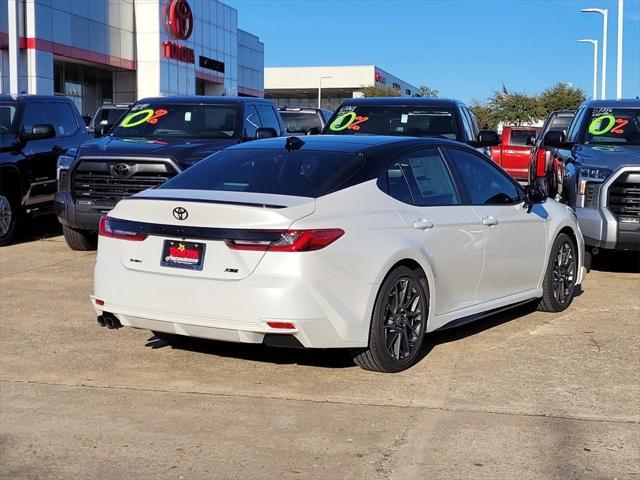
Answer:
[583,108,640,145]
[326,105,459,140]
[110,103,240,139]
[0,103,17,134]
[161,148,366,198]
[509,129,537,146]
[280,111,323,134]
[98,108,129,126]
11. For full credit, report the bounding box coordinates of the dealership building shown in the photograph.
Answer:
[265,65,419,110]
[0,0,264,116]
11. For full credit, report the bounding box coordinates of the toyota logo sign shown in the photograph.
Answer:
[173,207,188,221]
[164,0,193,40]
[113,163,131,177]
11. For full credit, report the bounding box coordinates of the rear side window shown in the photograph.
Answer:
[161,149,366,198]
[381,162,414,204]
[445,147,521,205]
[509,129,537,146]
[280,112,322,134]
[244,105,261,138]
[256,105,281,133]
[20,102,52,134]
[399,148,460,206]
[49,102,79,136]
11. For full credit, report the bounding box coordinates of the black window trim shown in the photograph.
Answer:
[441,145,525,207]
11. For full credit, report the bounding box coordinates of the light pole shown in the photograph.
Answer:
[582,8,608,99]
[578,39,599,100]
[616,0,624,99]
[318,76,332,109]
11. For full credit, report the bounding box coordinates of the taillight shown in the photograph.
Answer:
[225,229,344,252]
[99,216,148,241]
[535,148,547,178]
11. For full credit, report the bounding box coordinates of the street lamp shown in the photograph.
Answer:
[318,76,332,109]
[616,0,624,99]
[578,39,599,100]
[582,8,608,99]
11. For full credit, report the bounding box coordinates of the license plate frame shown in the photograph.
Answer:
[160,240,206,271]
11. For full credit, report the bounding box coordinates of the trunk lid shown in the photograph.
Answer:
[107,189,315,280]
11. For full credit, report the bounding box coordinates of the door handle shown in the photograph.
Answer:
[412,219,434,230]
[481,216,499,226]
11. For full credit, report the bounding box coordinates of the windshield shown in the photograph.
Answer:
[326,105,459,139]
[161,148,365,198]
[0,103,17,134]
[583,108,640,145]
[280,111,322,134]
[111,103,240,139]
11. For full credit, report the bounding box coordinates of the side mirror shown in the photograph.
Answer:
[94,124,112,138]
[523,184,547,212]
[305,127,320,135]
[255,127,278,139]
[20,124,56,141]
[470,130,500,147]
[544,129,573,149]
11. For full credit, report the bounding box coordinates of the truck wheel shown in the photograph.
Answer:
[538,233,577,312]
[0,192,20,246]
[351,266,428,373]
[62,225,97,251]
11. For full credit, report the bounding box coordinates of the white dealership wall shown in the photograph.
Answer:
[0,0,264,115]
[265,65,419,110]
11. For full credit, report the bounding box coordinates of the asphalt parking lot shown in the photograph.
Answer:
[1,219,639,480]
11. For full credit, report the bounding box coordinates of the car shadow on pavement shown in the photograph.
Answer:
[14,214,62,245]
[144,302,543,371]
[590,250,639,274]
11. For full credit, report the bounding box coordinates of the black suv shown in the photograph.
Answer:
[0,94,90,245]
[87,102,132,136]
[56,96,284,250]
[321,98,499,149]
[278,106,333,135]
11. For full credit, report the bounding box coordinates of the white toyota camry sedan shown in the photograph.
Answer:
[93,135,585,372]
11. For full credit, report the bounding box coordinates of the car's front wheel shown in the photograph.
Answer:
[62,225,97,251]
[538,233,578,312]
[351,266,429,373]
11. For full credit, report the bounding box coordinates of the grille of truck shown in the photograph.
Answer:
[608,171,640,218]
[71,157,180,202]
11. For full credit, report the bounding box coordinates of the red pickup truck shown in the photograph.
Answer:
[489,126,541,181]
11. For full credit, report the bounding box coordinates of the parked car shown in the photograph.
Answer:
[278,106,333,135]
[489,126,541,181]
[321,98,500,151]
[92,135,585,373]
[544,99,640,253]
[55,96,284,251]
[528,110,576,197]
[88,102,132,136]
[0,94,91,245]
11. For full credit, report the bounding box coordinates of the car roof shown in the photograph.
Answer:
[136,96,274,105]
[0,94,73,103]
[339,97,464,107]
[580,99,640,108]
[227,134,465,154]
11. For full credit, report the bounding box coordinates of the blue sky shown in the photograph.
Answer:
[226,0,640,103]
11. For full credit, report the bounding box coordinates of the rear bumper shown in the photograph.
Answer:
[93,242,378,349]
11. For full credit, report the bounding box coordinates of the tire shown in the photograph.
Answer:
[351,266,429,373]
[538,233,577,312]
[0,191,20,246]
[62,224,97,251]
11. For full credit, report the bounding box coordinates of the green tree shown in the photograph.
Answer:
[487,91,544,126]
[469,101,497,130]
[419,85,439,97]
[361,86,403,97]
[538,83,586,116]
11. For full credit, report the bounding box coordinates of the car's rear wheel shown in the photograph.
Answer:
[538,233,577,312]
[351,266,428,373]
[0,192,20,246]
[62,225,97,251]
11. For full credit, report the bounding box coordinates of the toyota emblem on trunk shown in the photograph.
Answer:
[173,207,188,220]
[113,163,131,177]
